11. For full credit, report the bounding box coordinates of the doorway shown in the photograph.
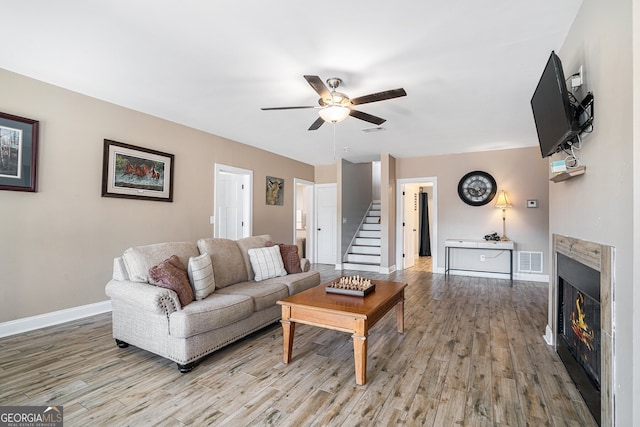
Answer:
[214,164,252,239]
[294,178,314,262]
[396,177,437,271]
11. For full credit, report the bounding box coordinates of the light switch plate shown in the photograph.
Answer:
[527,200,538,208]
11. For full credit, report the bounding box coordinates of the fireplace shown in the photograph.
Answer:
[551,235,614,427]
[556,252,601,425]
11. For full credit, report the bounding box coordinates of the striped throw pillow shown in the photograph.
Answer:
[187,254,216,300]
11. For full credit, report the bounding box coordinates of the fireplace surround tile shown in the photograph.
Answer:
[552,234,615,427]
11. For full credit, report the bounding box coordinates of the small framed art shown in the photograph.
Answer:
[102,139,174,202]
[266,176,284,205]
[0,112,39,192]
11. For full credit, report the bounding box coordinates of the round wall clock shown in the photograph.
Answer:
[457,171,497,206]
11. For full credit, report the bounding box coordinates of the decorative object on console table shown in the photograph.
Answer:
[0,112,39,192]
[266,176,284,205]
[494,190,512,241]
[102,139,174,202]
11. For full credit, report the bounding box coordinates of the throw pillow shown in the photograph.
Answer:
[148,255,194,307]
[187,254,216,300]
[266,241,303,274]
[247,246,287,281]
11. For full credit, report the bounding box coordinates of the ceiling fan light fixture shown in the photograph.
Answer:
[319,105,350,123]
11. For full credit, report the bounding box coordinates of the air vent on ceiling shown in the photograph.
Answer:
[518,251,543,273]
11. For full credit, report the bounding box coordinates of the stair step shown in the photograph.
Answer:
[342,263,380,273]
[346,254,381,263]
[354,237,381,246]
[365,217,380,224]
[350,245,381,255]
[368,210,381,217]
[361,223,381,231]
[357,230,381,238]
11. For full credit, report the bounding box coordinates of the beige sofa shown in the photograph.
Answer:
[105,235,321,372]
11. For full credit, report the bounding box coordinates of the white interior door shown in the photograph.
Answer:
[214,164,252,239]
[315,184,337,265]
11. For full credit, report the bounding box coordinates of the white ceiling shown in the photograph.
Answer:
[1,1,582,166]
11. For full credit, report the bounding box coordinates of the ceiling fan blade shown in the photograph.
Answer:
[261,106,316,110]
[308,116,325,131]
[349,109,387,126]
[350,88,407,105]
[304,75,331,100]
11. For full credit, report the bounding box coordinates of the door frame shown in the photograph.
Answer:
[213,163,253,238]
[396,177,438,270]
[293,178,315,262]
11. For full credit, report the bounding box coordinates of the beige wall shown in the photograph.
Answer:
[314,163,337,184]
[397,147,549,274]
[554,0,635,424]
[0,68,313,323]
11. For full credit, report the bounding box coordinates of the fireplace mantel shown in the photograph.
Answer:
[550,234,614,426]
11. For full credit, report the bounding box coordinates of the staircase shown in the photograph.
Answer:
[343,201,382,272]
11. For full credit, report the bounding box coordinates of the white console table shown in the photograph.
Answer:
[444,239,515,283]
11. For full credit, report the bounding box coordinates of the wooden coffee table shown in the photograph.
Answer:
[277,279,407,385]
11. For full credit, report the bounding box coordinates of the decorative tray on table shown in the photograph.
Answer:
[325,276,375,297]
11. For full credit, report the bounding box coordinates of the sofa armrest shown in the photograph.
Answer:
[105,279,181,316]
[300,258,310,272]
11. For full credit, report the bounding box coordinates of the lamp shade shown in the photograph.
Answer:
[495,190,512,208]
[318,105,350,123]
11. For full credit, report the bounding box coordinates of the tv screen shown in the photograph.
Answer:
[530,51,580,158]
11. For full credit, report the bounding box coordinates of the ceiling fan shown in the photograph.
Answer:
[261,75,407,131]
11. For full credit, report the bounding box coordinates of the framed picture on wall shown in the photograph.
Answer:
[102,139,174,202]
[266,176,284,205]
[0,112,39,192]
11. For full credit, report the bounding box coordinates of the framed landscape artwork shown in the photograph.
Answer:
[102,139,174,202]
[0,112,39,192]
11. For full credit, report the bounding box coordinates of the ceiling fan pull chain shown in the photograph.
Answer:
[333,123,336,160]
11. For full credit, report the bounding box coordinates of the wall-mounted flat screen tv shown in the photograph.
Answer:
[530,51,581,158]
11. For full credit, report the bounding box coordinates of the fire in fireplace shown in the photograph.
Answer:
[557,252,601,425]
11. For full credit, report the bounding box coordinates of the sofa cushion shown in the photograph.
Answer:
[215,280,290,312]
[248,246,287,281]
[266,241,302,274]
[197,238,247,288]
[259,270,321,295]
[148,255,194,307]
[123,242,199,283]
[169,293,254,338]
[236,235,271,280]
[187,254,216,300]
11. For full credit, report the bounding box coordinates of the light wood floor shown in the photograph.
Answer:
[0,260,597,426]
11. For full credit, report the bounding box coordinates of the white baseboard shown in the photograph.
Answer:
[0,300,112,338]
[517,272,550,283]
[434,267,549,283]
[379,265,396,274]
[544,324,554,346]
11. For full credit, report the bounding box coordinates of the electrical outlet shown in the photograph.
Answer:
[480,255,486,262]
[571,65,584,89]
[578,65,584,85]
